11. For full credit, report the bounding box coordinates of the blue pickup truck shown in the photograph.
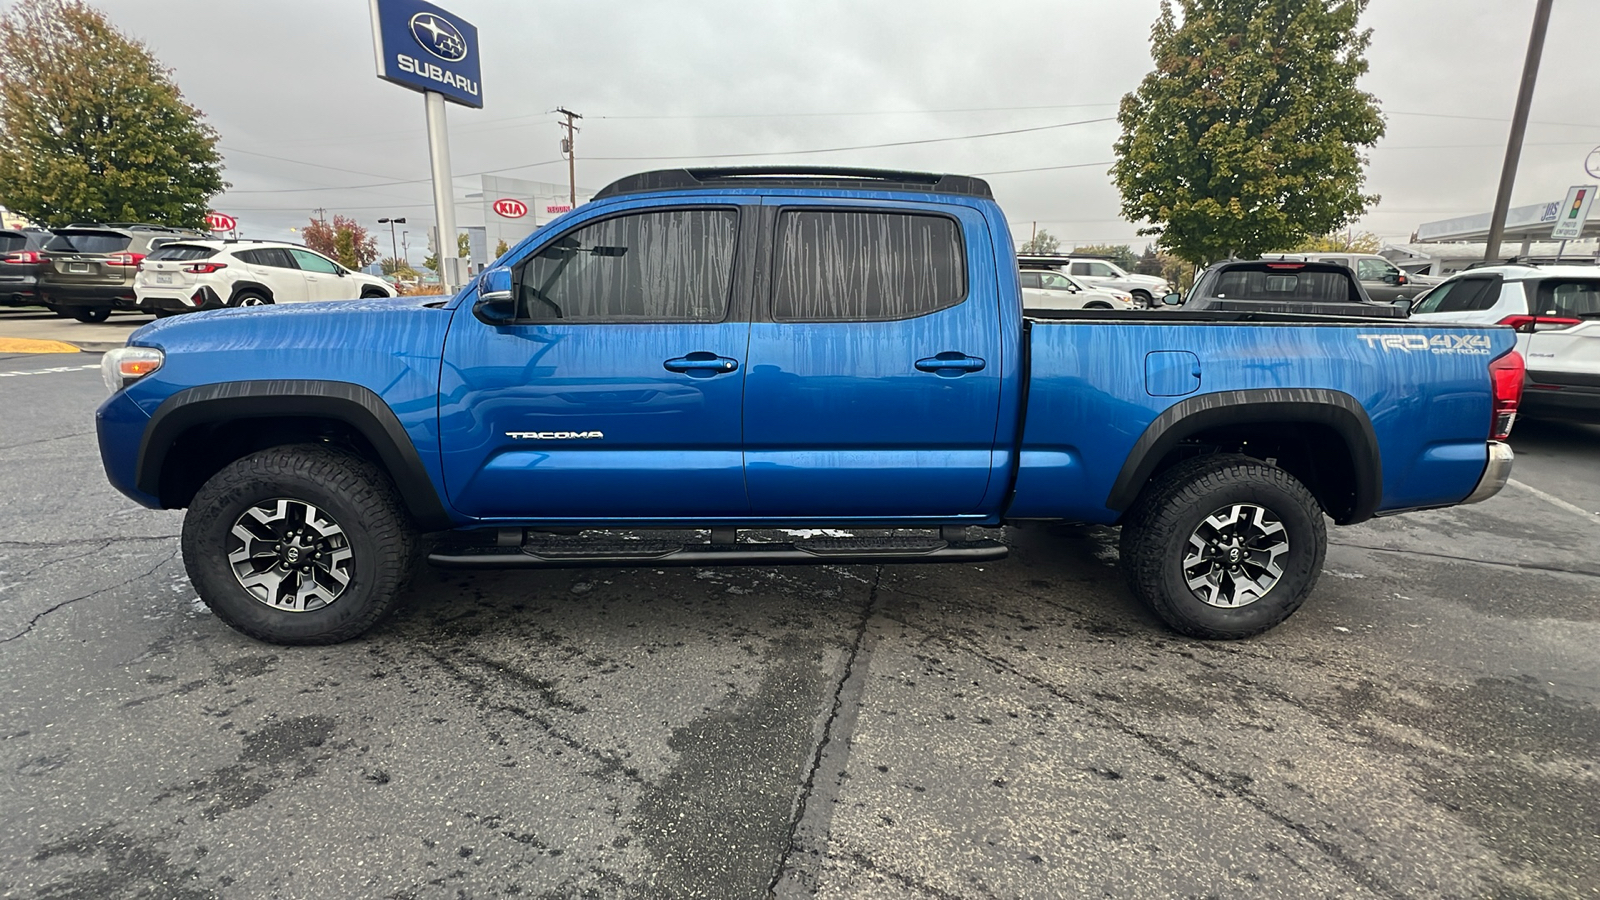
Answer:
[95,167,1524,645]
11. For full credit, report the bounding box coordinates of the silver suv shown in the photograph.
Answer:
[38,223,207,323]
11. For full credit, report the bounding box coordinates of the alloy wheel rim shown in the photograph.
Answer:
[227,498,353,612]
[1182,503,1289,608]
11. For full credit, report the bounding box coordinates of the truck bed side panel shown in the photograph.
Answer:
[1009,320,1517,523]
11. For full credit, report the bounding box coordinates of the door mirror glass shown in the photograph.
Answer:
[1161,292,1184,306]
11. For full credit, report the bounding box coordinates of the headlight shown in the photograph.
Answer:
[102,346,164,394]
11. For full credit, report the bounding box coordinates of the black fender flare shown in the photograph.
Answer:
[227,281,274,305]
[1106,388,1383,525]
[136,380,453,530]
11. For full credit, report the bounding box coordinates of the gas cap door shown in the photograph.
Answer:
[1145,350,1201,397]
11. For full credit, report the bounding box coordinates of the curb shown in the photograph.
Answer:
[0,337,82,354]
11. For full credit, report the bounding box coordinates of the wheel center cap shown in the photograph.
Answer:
[283,546,303,564]
[1228,547,1241,562]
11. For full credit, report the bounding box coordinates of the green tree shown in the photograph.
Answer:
[494,238,509,258]
[0,0,223,228]
[1072,244,1138,271]
[1112,0,1385,265]
[1017,229,1061,255]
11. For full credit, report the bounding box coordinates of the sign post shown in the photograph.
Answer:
[369,0,483,292]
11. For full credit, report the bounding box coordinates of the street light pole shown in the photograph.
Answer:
[378,217,406,269]
[1485,0,1554,262]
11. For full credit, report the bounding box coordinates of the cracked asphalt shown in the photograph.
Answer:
[1,350,1597,899]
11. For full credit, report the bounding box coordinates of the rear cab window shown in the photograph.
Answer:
[770,210,965,321]
[1201,263,1362,303]
[1533,279,1600,318]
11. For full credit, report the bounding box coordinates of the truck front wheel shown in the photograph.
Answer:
[181,444,418,645]
[1119,455,1326,639]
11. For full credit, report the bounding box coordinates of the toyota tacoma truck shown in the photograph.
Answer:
[95,167,1524,645]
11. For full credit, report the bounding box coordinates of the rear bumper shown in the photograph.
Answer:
[40,283,138,309]
[0,272,41,303]
[1461,441,1513,505]
[136,286,223,313]
[1521,380,1600,422]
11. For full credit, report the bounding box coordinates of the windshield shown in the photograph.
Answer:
[44,230,130,254]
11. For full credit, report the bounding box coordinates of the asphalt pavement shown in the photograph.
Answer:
[0,350,1596,900]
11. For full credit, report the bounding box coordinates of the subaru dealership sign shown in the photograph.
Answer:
[369,0,482,108]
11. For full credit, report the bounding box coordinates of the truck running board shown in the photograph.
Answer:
[427,532,1009,570]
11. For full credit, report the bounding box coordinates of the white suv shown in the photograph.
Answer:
[134,240,393,316]
[1409,264,1600,422]
[1017,255,1170,306]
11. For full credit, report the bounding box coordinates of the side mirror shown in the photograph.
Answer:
[1396,273,1408,285]
[473,267,516,325]
[1391,298,1413,315]
[336,267,348,277]
[1161,292,1184,306]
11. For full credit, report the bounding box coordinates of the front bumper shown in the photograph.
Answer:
[96,389,161,509]
[1461,441,1513,505]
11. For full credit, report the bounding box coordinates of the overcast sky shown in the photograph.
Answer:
[30,0,1600,258]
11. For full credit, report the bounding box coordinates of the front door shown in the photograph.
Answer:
[288,249,347,300]
[438,202,754,520]
[741,201,1003,518]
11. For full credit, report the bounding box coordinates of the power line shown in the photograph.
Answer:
[594,102,1119,120]
[974,160,1114,176]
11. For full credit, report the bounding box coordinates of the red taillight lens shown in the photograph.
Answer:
[3,250,42,264]
[182,262,227,274]
[1488,350,1525,440]
[1498,314,1582,333]
[105,252,144,267]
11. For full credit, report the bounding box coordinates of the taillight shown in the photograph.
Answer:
[3,250,42,264]
[105,252,144,267]
[183,262,227,274]
[1488,350,1524,440]
[1498,314,1581,333]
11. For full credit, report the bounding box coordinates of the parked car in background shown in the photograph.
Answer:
[1410,264,1600,422]
[1018,254,1170,306]
[1173,259,1407,317]
[134,240,393,316]
[1019,267,1135,310]
[1270,252,1435,304]
[39,224,206,322]
[0,227,54,309]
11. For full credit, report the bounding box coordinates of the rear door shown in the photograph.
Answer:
[287,249,349,300]
[1524,277,1600,390]
[438,200,754,520]
[1408,275,1504,324]
[235,249,310,302]
[741,200,1002,517]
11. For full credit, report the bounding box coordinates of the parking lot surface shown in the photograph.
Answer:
[1,351,1596,899]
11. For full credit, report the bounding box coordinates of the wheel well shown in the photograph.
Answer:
[1140,421,1363,523]
[228,282,273,304]
[157,416,386,510]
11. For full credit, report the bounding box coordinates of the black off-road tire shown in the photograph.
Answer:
[182,444,418,645]
[230,290,271,307]
[72,306,111,323]
[360,288,390,299]
[1119,454,1326,639]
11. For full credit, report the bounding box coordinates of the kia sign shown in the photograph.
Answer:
[492,198,528,219]
[205,212,237,232]
[369,0,482,108]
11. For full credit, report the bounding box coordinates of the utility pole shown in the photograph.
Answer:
[555,107,583,209]
[313,207,327,224]
[1485,0,1554,262]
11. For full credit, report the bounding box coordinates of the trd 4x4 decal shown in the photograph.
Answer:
[1358,333,1492,355]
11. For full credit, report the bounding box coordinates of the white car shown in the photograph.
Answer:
[1019,255,1171,306]
[134,240,393,316]
[1019,268,1136,310]
[1409,264,1600,422]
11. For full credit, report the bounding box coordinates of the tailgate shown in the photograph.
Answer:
[136,259,199,291]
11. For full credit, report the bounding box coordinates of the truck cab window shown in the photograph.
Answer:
[514,208,738,323]
[771,210,965,321]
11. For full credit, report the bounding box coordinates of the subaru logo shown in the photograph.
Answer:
[409,12,468,63]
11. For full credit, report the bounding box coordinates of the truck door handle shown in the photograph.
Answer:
[664,352,739,377]
[915,352,987,375]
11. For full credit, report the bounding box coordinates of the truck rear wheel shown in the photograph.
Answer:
[181,444,418,645]
[1119,455,1325,639]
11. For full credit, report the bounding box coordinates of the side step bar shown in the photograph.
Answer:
[428,534,1009,570]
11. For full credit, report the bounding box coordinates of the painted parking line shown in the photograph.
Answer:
[0,337,81,354]
[1507,478,1600,523]
[0,363,100,378]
